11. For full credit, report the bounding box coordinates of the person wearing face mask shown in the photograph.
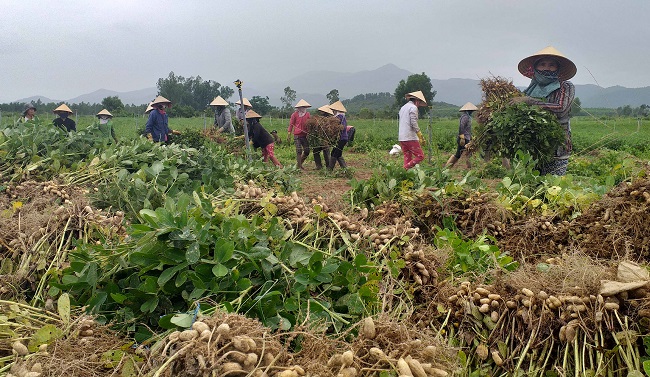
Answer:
[235,98,253,124]
[210,96,234,134]
[445,102,477,169]
[287,99,311,170]
[145,95,180,143]
[510,46,576,176]
[95,109,118,143]
[18,103,39,124]
[52,104,76,132]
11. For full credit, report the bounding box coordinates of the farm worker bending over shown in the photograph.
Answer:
[145,95,180,143]
[53,104,76,132]
[210,96,234,134]
[510,46,576,176]
[287,99,311,170]
[235,98,253,124]
[18,103,39,124]
[95,109,118,143]
[327,100,349,170]
[246,110,282,167]
[398,91,427,169]
[445,102,477,169]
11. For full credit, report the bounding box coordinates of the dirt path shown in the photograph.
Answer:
[296,152,374,212]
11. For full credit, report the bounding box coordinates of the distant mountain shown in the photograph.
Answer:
[16,95,61,104]
[13,65,650,109]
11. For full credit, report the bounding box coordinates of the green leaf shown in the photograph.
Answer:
[110,293,127,304]
[170,313,194,328]
[642,360,650,376]
[212,263,229,277]
[140,296,159,313]
[214,239,234,263]
[186,242,200,264]
[57,293,70,325]
[28,324,64,352]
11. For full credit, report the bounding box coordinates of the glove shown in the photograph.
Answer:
[459,135,466,147]
[171,130,181,135]
[417,131,425,146]
[146,133,153,141]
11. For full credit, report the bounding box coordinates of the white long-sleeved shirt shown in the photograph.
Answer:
[398,101,419,141]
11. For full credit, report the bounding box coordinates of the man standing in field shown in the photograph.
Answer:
[398,91,427,169]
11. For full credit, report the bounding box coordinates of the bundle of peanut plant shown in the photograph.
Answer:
[305,116,342,148]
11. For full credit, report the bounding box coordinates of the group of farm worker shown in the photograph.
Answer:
[398,45,576,176]
[18,103,119,143]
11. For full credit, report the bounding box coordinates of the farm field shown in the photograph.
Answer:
[1,112,650,377]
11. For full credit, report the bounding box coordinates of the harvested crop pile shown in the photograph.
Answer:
[499,177,650,261]
[305,116,342,148]
[292,315,455,377]
[145,311,284,377]
[0,180,124,300]
[439,258,650,375]
[475,76,521,127]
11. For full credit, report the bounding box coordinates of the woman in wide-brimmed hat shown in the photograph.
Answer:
[327,100,351,170]
[246,110,282,167]
[210,96,234,134]
[52,104,76,132]
[145,95,180,142]
[398,91,427,170]
[235,98,253,123]
[94,109,118,143]
[18,103,39,124]
[287,99,312,170]
[445,102,477,169]
[510,46,576,175]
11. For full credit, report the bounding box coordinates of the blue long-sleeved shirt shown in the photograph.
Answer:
[145,109,169,142]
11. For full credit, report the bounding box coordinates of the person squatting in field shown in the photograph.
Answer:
[246,110,282,167]
[145,95,181,143]
[52,104,76,132]
[445,102,477,169]
[94,109,118,143]
[18,103,39,124]
[210,96,234,134]
[398,91,427,169]
[287,99,311,170]
[510,46,576,176]
[327,100,350,170]
[312,105,334,170]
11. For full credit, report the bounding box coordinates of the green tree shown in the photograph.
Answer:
[327,89,339,104]
[101,96,125,113]
[393,72,436,116]
[358,108,374,119]
[280,86,296,115]
[250,96,274,116]
[570,97,582,116]
[157,71,234,113]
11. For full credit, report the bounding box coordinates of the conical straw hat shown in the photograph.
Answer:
[518,46,576,80]
[145,102,154,114]
[235,98,252,107]
[96,109,113,117]
[329,100,347,113]
[459,102,478,112]
[210,96,228,106]
[53,104,73,114]
[151,95,172,106]
[405,91,427,104]
[317,105,333,115]
[245,109,262,119]
[294,99,311,108]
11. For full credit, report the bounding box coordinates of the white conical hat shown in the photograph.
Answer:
[235,98,252,107]
[294,99,311,108]
[151,95,172,106]
[96,109,113,117]
[518,46,576,80]
[329,100,347,113]
[405,91,427,104]
[53,104,73,114]
[245,109,262,119]
[459,102,478,112]
[317,105,333,115]
[144,102,154,114]
[210,96,228,106]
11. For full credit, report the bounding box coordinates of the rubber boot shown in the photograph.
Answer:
[314,151,323,170]
[337,156,347,168]
[445,155,458,168]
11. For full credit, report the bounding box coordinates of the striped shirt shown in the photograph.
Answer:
[530,81,575,159]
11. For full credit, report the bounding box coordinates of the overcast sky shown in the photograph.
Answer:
[1,0,648,103]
